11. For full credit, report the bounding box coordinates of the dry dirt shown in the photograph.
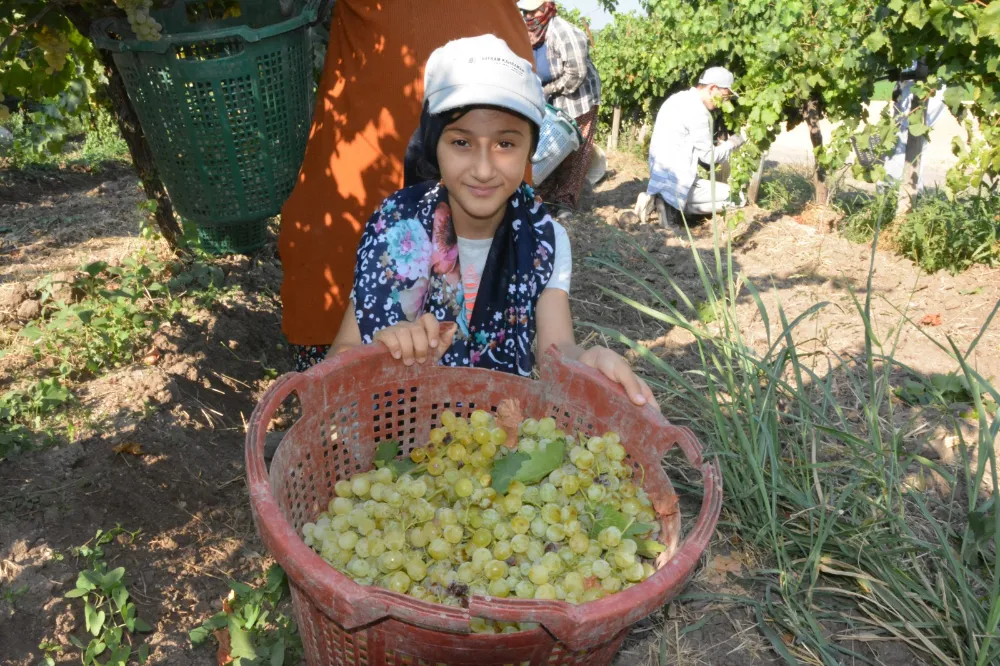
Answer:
[3,153,996,665]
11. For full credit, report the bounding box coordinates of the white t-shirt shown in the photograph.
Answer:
[457,221,571,324]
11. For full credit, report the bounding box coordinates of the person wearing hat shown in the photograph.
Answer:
[636,67,746,225]
[278,1,536,373]
[517,0,601,213]
[330,35,656,410]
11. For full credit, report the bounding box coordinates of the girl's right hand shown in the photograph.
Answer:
[374,313,457,366]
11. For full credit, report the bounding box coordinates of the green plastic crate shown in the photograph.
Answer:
[92,0,319,253]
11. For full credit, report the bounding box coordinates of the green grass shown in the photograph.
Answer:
[757,167,815,215]
[584,211,1000,664]
[896,190,1000,274]
[0,107,129,171]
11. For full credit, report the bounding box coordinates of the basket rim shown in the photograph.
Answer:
[245,346,723,651]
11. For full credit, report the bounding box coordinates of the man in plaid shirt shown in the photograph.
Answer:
[518,0,601,214]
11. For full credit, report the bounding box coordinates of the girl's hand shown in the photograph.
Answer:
[577,346,659,411]
[374,313,457,366]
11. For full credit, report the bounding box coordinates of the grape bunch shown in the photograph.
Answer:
[303,409,665,634]
[115,0,163,42]
[35,27,70,75]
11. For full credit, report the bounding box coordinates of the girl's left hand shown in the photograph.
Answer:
[577,346,659,411]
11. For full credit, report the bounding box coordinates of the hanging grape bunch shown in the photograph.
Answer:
[303,406,668,634]
[114,0,163,41]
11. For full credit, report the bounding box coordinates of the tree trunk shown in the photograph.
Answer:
[607,107,621,151]
[804,98,829,207]
[895,93,924,217]
[64,7,183,248]
[747,155,766,206]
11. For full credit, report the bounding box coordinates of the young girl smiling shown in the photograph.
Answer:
[330,35,655,409]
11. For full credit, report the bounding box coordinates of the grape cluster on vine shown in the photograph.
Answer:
[302,410,665,634]
[114,0,163,41]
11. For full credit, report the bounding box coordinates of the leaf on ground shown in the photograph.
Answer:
[920,313,942,326]
[214,628,233,666]
[112,442,144,456]
[702,554,743,586]
[495,398,523,448]
[589,503,656,540]
[226,617,256,662]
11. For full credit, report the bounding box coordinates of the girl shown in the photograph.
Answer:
[331,35,655,410]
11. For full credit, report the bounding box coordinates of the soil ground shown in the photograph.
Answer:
[1,151,996,666]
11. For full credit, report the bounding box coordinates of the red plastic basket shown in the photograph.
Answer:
[245,346,722,666]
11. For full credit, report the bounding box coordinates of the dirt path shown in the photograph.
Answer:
[3,154,996,665]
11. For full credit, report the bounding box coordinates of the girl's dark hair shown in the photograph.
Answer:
[403,104,541,187]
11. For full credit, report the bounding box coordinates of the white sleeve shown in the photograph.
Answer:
[544,221,572,293]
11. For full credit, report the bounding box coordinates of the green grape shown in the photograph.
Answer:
[447,443,467,462]
[481,509,500,528]
[592,559,612,579]
[386,490,404,508]
[601,576,623,592]
[537,417,556,437]
[480,440,498,458]
[368,535,387,558]
[502,494,522,514]
[471,547,493,571]
[586,436,606,454]
[530,518,548,538]
[643,562,656,578]
[526,541,545,563]
[515,580,536,598]
[443,525,464,544]
[519,437,538,454]
[586,484,607,502]
[354,538,372,559]
[541,504,562,525]
[506,480,526,496]
[511,534,531,553]
[378,551,405,573]
[569,533,590,554]
[493,540,513,560]
[613,550,636,569]
[423,522,442,541]
[338,532,359,550]
[458,562,477,583]
[549,468,565,486]
[385,529,406,551]
[558,548,576,566]
[387,571,411,593]
[488,578,510,598]
[520,418,539,435]
[492,523,513,542]
[331,497,353,515]
[405,557,427,581]
[357,517,376,536]
[373,467,394,484]
[534,583,557,600]
[427,457,446,476]
[331,516,350,533]
[472,528,493,548]
[510,516,530,534]
[518,505,537,521]
[539,483,559,503]
[624,562,645,582]
[528,564,549,585]
[545,525,566,542]
[351,476,371,497]
[427,538,452,561]
[606,443,626,462]
[455,478,474,498]
[443,468,462,485]
[564,520,582,537]
[540,552,562,574]
[484,560,508,580]
[335,480,354,498]
[562,475,580,496]
[619,539,638,555]
[598,526,622,549]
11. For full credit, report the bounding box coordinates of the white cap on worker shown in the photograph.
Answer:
[423,35,546,127]
[699,66,738,95]
[517,0,548,10]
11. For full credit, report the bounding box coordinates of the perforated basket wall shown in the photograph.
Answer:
[197,217,269,255]
[533,105,583,185]
[246,347,722,666]
[101,10,312,227]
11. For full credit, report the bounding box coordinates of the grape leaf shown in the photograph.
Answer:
[491,451,530,494]
[589,504,656,540]
[372,439,418,476]
[636,539,667,559]
[514,438,566,486]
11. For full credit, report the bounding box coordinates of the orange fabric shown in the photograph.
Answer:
[279,1,533,346]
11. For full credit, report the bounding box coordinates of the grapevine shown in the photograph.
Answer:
[35,26,71,75]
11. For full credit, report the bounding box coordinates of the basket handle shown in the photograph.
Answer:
[91,0,320,53]
[537,346,705,466]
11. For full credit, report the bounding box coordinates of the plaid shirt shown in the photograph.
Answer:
[541,17,601,119]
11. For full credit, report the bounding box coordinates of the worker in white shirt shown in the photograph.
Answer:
[635,67,745,225]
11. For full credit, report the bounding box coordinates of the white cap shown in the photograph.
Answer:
[517,0,547,10]
[423,35,546,127]
[699,67,738,95]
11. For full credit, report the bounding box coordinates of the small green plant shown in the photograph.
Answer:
[190,564,302,666]
[836,186,897,244]
[0,378,74,458]
[895,190,1000,274]
[38,640,64,666]
[896,371,998,417]
[65,527,151,666]
[78,108,129,166]
[757,167,814,215]
[1,583,29,604]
